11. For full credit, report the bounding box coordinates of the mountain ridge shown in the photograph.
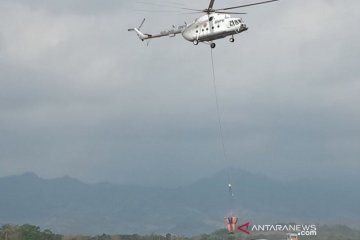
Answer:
[0,169,359,235]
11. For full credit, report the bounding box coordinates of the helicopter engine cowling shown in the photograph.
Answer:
[181,28,194,41]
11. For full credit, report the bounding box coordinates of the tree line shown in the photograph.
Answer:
[0,225,187,240]
[1,224,360,240]
[0,224,61,240]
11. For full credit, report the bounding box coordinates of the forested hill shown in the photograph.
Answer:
[0,170,359,235]
[1,224,360,240]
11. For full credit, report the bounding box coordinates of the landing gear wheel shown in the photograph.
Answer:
[193,40,199,45]
[210,43,216,49]
[229,37,235,43]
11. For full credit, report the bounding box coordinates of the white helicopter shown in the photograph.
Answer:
[129,0,279,48]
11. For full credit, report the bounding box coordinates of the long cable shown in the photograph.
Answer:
[210,48,228,164]
[210,48,234,214]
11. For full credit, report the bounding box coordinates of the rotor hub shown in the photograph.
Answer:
[204,8,215,13]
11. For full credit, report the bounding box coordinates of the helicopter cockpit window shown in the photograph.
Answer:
[230,20,235,26]
[235,20,240,25]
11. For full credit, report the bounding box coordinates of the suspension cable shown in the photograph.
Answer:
[210,48,234,213]
[210,48,227,164]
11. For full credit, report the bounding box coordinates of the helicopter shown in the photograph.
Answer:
[128,0,279,48]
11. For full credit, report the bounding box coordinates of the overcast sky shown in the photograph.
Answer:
[0,0,359,187]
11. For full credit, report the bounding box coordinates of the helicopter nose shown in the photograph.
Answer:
[241,23,248,31]
[236,23,248,33]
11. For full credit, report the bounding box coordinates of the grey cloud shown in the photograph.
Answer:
[0,0,359,186]
[1,0,130,15]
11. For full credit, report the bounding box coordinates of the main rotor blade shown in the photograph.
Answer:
[216,0,279,11]
[214,11,247,15]
[180,7,205,11]
[209,0,215,9]
[176,11,206,15]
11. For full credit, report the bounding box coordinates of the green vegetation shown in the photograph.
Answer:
[0,224,61,240]
[1,224,360,240]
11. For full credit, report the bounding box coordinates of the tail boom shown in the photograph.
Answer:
[128,18,185,42]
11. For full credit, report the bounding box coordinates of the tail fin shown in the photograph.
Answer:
[128,28,146,41]
[128,18,147,41]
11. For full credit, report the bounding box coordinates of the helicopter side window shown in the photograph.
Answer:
[209,16,214,21]
[230,20,234,26]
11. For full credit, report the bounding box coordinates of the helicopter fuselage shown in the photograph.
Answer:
[182,13,248,43]
[129,0,278,48]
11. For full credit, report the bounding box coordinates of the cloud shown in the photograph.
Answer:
[0,0,359,186]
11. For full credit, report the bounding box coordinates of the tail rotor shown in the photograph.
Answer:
[138,18,146,30]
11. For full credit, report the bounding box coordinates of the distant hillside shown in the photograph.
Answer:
[0,169,359,235]
[2,223,360,240]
